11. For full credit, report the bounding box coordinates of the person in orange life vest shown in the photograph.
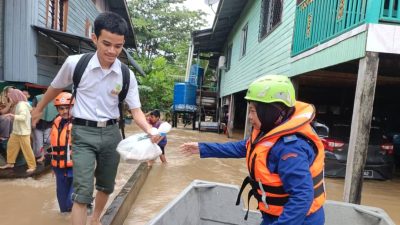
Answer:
[50,92,75,213]
[180,75,325,225]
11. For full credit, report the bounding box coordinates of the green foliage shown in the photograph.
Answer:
[128,0,207,112]
[137,57,176,112]
[129,0,206,63]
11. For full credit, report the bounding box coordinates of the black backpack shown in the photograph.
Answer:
[72,53,130,138]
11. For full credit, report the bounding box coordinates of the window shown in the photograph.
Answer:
[46,0,68,32]
[240,23,248,57]
[259,0,283,40]
[85,19,93,38]
[226,44,233,71]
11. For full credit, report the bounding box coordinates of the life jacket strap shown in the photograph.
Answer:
[236,176,250,205]
[244,188,254,220]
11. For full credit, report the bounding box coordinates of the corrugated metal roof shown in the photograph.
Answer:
[33,26,145,76]
[107,0,137,49]
[192,0,248,53]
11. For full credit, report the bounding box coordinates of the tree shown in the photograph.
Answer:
[128,0,207,112]
[137,57,175,112]
[128,0,206,62]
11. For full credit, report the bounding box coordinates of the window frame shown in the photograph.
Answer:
[85,18,93,38]
[259,0,284,42]
[226,44,233,71]
[240,23,248,58]
[46,0,68,32]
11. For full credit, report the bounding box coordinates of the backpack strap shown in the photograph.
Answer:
[72,53,94,99]
[119,63,130,102]
[118,63,130,139]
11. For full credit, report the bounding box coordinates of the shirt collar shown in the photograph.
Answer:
[87,52,122,75]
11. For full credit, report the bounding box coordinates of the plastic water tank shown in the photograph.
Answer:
[189,64,204,86]
[173,82,197,112]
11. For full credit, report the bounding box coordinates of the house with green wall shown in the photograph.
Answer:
[191,0,400,201]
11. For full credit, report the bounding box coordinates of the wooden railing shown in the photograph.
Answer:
[380,0,400,22]
[292,0,368,56]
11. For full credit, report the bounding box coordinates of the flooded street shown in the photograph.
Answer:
[0,124,399,225]
[0,151,139,225]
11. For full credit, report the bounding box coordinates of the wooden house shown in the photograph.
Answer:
[0,0,136,89]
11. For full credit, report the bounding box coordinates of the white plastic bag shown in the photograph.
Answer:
[117,133,162,162]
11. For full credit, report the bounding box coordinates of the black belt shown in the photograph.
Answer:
[72,118,117,128]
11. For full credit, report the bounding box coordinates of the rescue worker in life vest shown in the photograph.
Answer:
[180,75,325,225]
[50,92,75,213]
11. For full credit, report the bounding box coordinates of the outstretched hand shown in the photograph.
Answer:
[31,108,43,128]
[179,142,200,156]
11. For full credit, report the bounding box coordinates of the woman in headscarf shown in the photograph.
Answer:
[0,86,15,140]
[0,89,36,173]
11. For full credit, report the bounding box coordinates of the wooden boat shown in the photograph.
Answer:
[147,180,395,225]
[0,154,51,179]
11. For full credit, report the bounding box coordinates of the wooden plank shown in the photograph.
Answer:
[101,163,150,225]
[343,51,379,204]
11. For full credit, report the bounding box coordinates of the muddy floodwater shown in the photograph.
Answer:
[0,124,399,225]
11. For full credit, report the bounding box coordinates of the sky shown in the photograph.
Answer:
[181,0,218,28]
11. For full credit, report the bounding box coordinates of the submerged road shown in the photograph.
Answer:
[0,124,399,225]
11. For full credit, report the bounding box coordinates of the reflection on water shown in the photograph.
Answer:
[124,126,400,225]
[0,124,399,225]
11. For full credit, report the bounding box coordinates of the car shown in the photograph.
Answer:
[321,123,395,180]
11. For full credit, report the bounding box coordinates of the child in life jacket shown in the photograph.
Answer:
[49,92,75,213]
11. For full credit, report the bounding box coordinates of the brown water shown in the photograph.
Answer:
[0,151,139,225]
[0,124,399,225]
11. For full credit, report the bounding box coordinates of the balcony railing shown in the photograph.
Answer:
[292,0,400,56]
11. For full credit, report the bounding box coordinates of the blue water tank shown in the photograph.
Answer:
[173,82,197,112]
[189,64,204,86]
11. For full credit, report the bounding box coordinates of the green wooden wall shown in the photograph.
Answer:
[219,0,296,97]
[291,32,367,76]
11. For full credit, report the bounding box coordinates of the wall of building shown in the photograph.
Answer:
[219,0,296,97]
[0,0,4,80]
[37,0,100,37]
[4,0,38,83]
[291,32,367,76]
[36,0,104,85]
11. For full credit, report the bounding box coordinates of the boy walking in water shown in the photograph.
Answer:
[149,110,168,163]
[32,12,157,225]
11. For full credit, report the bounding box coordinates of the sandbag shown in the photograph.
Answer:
[117,133,162,162]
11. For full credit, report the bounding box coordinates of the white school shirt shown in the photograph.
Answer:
[51,53,141,122]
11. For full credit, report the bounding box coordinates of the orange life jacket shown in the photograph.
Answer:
[49,116,73,168]
[236,101,325,219]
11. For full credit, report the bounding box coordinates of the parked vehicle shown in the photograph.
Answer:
[322,123,394,180]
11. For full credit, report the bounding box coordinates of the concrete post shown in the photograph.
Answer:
[343,52,379,204]
[227,94,235,138]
